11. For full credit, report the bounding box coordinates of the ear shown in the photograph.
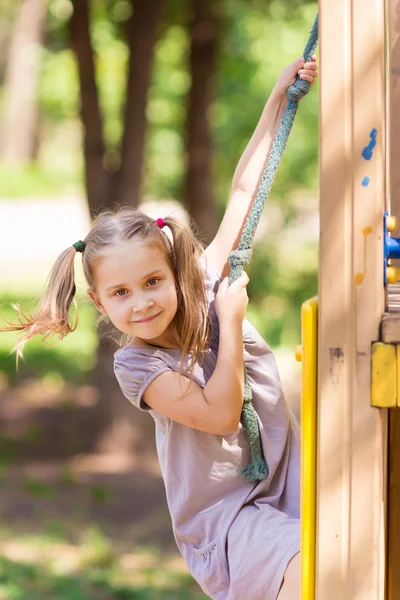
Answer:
[87,290,107,315]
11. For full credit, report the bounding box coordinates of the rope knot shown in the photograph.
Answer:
[228,248,253,268]
[287,79,311,103]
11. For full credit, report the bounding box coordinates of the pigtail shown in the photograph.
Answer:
[0,246,80,360]
[163,216,212,374]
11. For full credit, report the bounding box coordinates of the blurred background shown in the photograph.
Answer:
[0,0,318,598]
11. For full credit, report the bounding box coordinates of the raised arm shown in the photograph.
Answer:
[204,56,318,276]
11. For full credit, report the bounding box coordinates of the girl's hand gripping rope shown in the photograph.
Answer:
[273,54,318,99]
[215,271,249,326]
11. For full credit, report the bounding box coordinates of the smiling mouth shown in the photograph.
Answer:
[134,313,160,324]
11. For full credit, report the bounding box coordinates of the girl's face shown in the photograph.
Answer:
[89,238,178,348]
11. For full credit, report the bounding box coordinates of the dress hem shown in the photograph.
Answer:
[267,539,300,600]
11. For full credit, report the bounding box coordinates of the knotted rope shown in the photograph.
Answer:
[229,15,319,482]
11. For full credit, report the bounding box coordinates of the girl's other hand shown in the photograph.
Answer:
[215,272,249,326]
[273,54,318,99]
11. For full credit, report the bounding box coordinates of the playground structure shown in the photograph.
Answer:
[297,0,400,598]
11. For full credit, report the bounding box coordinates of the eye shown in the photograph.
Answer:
[147,278,159,287]
[114,289,127,297]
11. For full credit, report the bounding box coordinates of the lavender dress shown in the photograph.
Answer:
[114,259,300,600]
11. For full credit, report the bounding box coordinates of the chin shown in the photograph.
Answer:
[135,324,164,338]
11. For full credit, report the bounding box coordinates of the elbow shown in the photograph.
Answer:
[231,184,252,199]
[219,412,241,436]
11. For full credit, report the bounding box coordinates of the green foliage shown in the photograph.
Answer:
[0,163,81,197]
[215,1,318,207]
[145,25,190,198]
[80,526,116,569]
[0,297,97,383]
[247,238,318,348]
[39,48,79,121]
[25,479,58,499]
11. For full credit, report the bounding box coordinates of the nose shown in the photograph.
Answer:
[131,293,155,313]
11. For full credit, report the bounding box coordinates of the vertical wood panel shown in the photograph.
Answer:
[318,0,387,597]
[388,2,400,598]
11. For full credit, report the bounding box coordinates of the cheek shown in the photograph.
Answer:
[105,299,125,318]
[161,284,178,312]
[170,290,178,312]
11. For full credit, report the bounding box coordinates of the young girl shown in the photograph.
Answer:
[4,56,318,599]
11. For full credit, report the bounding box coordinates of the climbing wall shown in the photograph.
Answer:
[318,0,388,597]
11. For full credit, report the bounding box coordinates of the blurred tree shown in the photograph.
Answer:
[117,0,163,206]
[70,0,162,213]
[182,0,220,243]
[70,0,109,211]
[0,1,18,83]
[1,0,47,162]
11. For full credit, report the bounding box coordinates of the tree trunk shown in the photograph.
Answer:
[1,0,46,163]
[70,0,111,217]
[183,0,220,244]
[116,0,163,207]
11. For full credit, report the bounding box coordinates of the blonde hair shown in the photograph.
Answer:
[1,207,212,375]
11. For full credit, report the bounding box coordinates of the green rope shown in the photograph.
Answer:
[229,15,319,483]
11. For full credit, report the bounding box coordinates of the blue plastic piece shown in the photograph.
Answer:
[387,237,400,258]
[384,211,400,285]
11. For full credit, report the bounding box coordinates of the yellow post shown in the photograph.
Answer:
[298,297,318,600]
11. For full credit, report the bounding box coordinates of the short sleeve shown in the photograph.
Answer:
[200,256,223,296]
[200,257,224,353]
[114,347,171,412]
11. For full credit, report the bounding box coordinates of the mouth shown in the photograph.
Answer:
[133,313,160,324]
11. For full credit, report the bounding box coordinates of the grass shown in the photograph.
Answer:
[0,525,207,600]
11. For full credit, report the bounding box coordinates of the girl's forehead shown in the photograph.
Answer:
[93,238,171,285]
[104,237,164,259]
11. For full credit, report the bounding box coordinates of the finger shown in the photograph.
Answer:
[293,56,305,69]
[303,62,318,70]
[299,76,314,85]
[299,74,316,84]
[229,273,248,291]
[311,54,317,61]
[217,276,229,293]
[299,68,318,79]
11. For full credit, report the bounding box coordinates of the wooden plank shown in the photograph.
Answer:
[388,2,400,597]
[318,0,387,598]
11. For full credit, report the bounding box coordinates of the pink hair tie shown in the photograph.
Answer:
[156,218,165,229]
